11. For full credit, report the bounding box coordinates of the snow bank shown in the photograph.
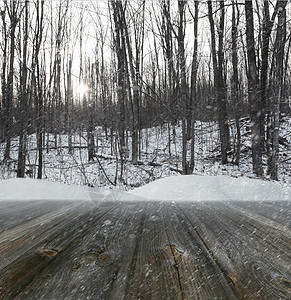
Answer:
[0,178,92,200]
[128,175,291,201]
[1,175,290,201]
[0,178,146,201]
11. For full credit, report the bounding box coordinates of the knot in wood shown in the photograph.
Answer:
[38,248,58,258]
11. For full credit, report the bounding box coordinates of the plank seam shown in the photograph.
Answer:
[175,202,241,300]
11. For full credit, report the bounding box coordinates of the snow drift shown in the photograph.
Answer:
[128,175,291,201]
[0,175,290,201]
[0,178,92,200]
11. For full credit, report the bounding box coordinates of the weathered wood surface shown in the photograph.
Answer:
[0,198,290,300]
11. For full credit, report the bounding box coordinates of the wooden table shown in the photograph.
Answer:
[0,195,290,299]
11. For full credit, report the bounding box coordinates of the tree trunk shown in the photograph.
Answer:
[4,1,19,161]
[111,0,128,180]
[33,0,44,179]
[67,55,73,154]
[17,0,29,178]
[0,5,8,146]
[245,0,262,177]
[208,1,230,165]
[268,1,287,180]
[116,1,144,164]
[231,0,241,166]
[189,1,199,173]
[87,62,95,162]
[177,0,191,175]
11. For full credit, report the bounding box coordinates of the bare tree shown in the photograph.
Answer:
[176,0,190,174]
[2,0,22,162]
[66,54,73,154]
[188,0,199,173]
[87,59,96,162]
[120,1,146,163]
[0,4,8,145]
[245,0,262,176]
[267,1,288,180]
[110,0,127,180]
[208,0,230,164]
[16,0,29,177]
[31,0,45,179]
[231,0,241,166]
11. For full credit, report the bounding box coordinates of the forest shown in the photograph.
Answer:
[0,0,291,189]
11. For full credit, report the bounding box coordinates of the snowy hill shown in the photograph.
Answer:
[1,175,291,201]
[1,118,291,191]
[128,175,291,201]
[0,178,92,200]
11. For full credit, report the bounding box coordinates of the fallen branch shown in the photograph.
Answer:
[169,167,183,174]
[95,155,116,186]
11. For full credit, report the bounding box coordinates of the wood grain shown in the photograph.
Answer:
[0,199,290,299]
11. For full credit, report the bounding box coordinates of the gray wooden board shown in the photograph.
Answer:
[177,201,291,299]
[228,201,291,229]
[0,199,290,300]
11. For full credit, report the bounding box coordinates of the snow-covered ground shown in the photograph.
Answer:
[129,174,291,201]
[1,118,291,192]
[1,175,291,201]
[0,178,92,200]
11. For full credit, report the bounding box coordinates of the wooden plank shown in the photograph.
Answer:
[124,201,238,300]
[0,199,290,299]
[0,201,98,270]
[124,201,182,300]
[0,201,148,300]
[214,202,291,272]
[228,201,291,229]
[177,201,291,299]
[162,202,239,299]
[0,200,62,232]
[0,200,117,299]
[0,199,101,234]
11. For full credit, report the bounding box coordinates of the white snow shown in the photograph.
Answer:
[0,178,92,200]
[0,175,290,201]
[2,118,291,189]
[128,175,291,201]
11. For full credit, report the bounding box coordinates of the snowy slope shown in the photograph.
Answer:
[0,178,145,201]
[1,175,291,201]
[128,175,291,201]
[0,178,92,200]
[1,118,291,189]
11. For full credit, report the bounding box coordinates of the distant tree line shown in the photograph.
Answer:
[0,0,290,181]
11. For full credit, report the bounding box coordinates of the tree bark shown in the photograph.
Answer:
[208,1,230,165]
[0,5,8,145]
[177,0,193,175]
[245,0,262,176]
[3,0,20,161]
[189,1,199,173]
[231,0,241,166]
[17,0,29,178]
[268,1,287,180]
[33,0,45,179]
